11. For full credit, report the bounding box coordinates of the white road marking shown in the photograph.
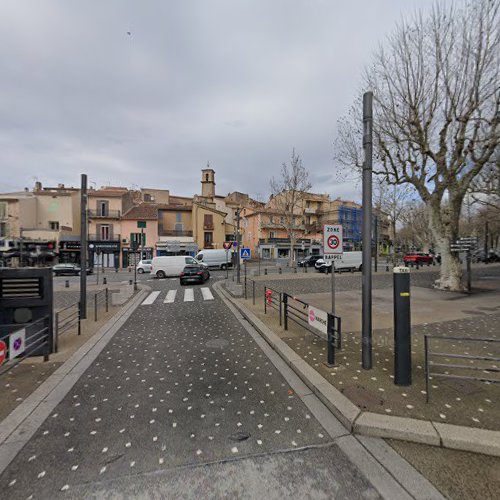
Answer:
[141,291,160,305]
[201,287,214,301]
[184,289,194,302]
[164,290,177,303]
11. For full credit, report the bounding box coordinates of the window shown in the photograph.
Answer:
[269,231,276,239]
[175,212,182,223]
[175,223,183,233]
[204,232,213,245]
[100,225,111,240]
[185,257,197,264]
[130,232,146,246]
[144,194,152,202]
[205,173,209,182]
[269,216,274,223]
[98,200,109,216]
[49,221,59,230]
[204,214,213,229]
[0,222,7,238]
[0,202,7,219]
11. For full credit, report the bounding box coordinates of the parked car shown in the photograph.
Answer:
[136,259,152,273]
[315,251,363,273]
[151,256,207,278]
[195,249,234,270]
[403,252,434,266]
[297,255,322,267]
[180,264,210,285]
[52,263,93,276]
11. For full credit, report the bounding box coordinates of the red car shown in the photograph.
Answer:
[403,252,434,266]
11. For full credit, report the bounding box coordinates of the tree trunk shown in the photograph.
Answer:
[289,232,295,267]
[427,202,464,291]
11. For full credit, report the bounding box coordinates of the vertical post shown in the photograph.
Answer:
[326,314,335,366]
[140,227,144,261]
[258,247,261,276]
[374,215,378,273]
[236,208,241,284]
[362,91,373,370]
[466,250,472,292]
[78,302,81,336]
[283,293,288,330]
[484,220,489,263]
[54,311,59,353]
[105,288,109,312]
[393,266,411,385]
[279,292,282,326]
[225,250,229,279]
[94,293,98,322]
[424,335,430,403]
[331,260,336,317]
[264,287,267,314]
[244,262,247,299]
[80,174,87,319]
[337,316,342,351]
[252,280,255,305]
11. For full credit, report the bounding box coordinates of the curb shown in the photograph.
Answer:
[215,281,500,458]
[0,286,149,475]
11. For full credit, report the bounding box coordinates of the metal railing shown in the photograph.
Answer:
[0,315,51,376]
[283,293,341,365]
[93,288,109,321]
[424,335,500,402]
[54,302,81,352]
[88,209,121,218]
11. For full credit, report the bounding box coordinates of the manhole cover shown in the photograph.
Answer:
[342,385,384,410]
[442,378,483,395]
[205,338,229,349]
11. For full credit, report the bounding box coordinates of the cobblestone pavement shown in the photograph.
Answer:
[0,277,383,499]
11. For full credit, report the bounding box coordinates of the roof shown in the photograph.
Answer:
[156,204,192,212]
[88,190,127,198]
[121,204,159,220]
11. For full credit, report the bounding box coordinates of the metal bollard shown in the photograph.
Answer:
[105,288,109,312]
[103,277,107,285]
[252,281,255,305]
[264,268,268,275]
[393,266,412,385]
[279,267,282,274]
[94,293,98,322]
[129,279,133,285]
[305,264,308,273]
[294,267,297,273]
[65,280,69,288]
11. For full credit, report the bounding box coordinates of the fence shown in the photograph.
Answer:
[263,286,282,326]
[424,335,500,402]
[54,302,81,352]
[0,315,51,376]
[93,288,109,321]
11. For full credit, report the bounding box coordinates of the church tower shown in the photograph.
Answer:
[201,165,216,199]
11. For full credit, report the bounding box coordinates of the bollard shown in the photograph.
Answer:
[115,267,118,272]
[103,277,107,285]
[129,279,133,285]
[94,293,98,322]
[294,266,297,273]
[105,288,109,312]
[305,264,308,273]
[416,261,420,270]
[279,267,282,274]
[326,314,335,366]
[264,268,268,275]
[393,266,412,386]
[77,302,81,335]
[252,281,255,305]
[65,280,69,288]
[128,267,131,273]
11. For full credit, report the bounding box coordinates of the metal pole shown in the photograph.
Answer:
[55,311,59,353]
[326,314,335,366]
[244,262,247,299]
[19,233,23,267]
[140,227,144,261]
[253,280,255,305]
[362,91,373,370]
[225,250,229,279]
[484,221,488,263]
[466,250,472,292]
[105,288,109,312]
[374,215,378,273]
[236,209,241,284]
[94,293,97,322]
[331,260,335,317]
[80,174,87,319]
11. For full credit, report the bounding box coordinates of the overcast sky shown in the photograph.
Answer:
[0,0,436,202]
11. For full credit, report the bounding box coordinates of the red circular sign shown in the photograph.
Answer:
[0,340,7,365]
[327,235,340,250]
[309,310,316,322]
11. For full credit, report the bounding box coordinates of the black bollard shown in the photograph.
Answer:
[264,268,268,275]
[393,266,412,386]
[103,277,107,285]
[65,280,69,288]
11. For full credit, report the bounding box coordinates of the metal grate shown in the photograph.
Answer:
[0,278,42,298]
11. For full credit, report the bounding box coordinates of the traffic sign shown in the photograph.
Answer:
[240,248,251,259]
[223,242,232,250]
[0,340,6,365]
[324,254,342,261]
[232,242,238,248]
[323,225,343,255]
[308,306,328,335]
[137,221,147,229]
[9,329,25,361]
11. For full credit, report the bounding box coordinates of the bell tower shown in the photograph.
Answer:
[201,165,216,199]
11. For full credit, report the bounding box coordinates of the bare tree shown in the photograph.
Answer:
[335,0,500,290]
[269,150,312,265]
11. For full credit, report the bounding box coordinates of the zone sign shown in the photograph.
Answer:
[323,224,343,255]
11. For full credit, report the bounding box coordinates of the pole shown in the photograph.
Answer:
[244,261,247,299]
[484,221,489,263]
[466,250,472,292]
[393,266,411,385]
[331,260,336,317]
[236,208,241,284]
[19,232,23,267]
[362,91,373,370]
[225,250,229,279]
[140,227,144,261]
[374,215,378,273]
[80,174,87,319]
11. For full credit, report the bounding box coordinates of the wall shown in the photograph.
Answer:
[120,219,158,247]
[192,204,225,249]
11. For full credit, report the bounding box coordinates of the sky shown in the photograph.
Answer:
[0,0,436,203]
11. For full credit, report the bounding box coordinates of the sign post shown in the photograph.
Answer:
[223,242,232,279]
[323,225,343,317]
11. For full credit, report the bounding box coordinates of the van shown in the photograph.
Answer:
[315,251,363,272]
[151,256,202,278]
[195,249,233,270]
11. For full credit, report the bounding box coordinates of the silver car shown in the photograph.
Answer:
[136,259,153,273]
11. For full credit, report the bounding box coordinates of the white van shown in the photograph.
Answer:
[195,249,233,270]
[315,251,363,272]
[151,256,203,278]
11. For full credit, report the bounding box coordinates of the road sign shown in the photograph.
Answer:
[324,254,342,261]
[323,225,343,255]
[240,248,251,259]
[232,242,238,248]
[223,242,232,250]
[137,221,147,229]
[308,306,328,335]
[0,340,6,365]
[9,329,26,361]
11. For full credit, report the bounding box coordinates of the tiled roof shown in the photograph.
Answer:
[88,190,127,197]
[156,203,192,211]
[121,204,159,220]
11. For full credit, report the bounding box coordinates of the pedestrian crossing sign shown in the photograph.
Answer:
[240,248,251,259]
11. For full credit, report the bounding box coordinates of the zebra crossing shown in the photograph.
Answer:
[141,287,214,305]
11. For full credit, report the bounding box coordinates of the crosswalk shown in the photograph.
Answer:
[141,288,214,306]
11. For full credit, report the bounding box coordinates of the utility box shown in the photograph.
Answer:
[0,267,54,356]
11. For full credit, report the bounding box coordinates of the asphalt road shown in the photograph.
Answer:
[0,274,388,499]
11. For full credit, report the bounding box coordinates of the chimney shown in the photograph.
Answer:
[34,181,42,192]
[58,183,65,189]
[24,187,29,192]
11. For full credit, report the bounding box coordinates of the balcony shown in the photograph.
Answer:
[203,224,214,230]
[160,230,193,237]
[304,207,316,214]
[88,209,121,219]
[88,234,121,241]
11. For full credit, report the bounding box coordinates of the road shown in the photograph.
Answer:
[0,273,440,498]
